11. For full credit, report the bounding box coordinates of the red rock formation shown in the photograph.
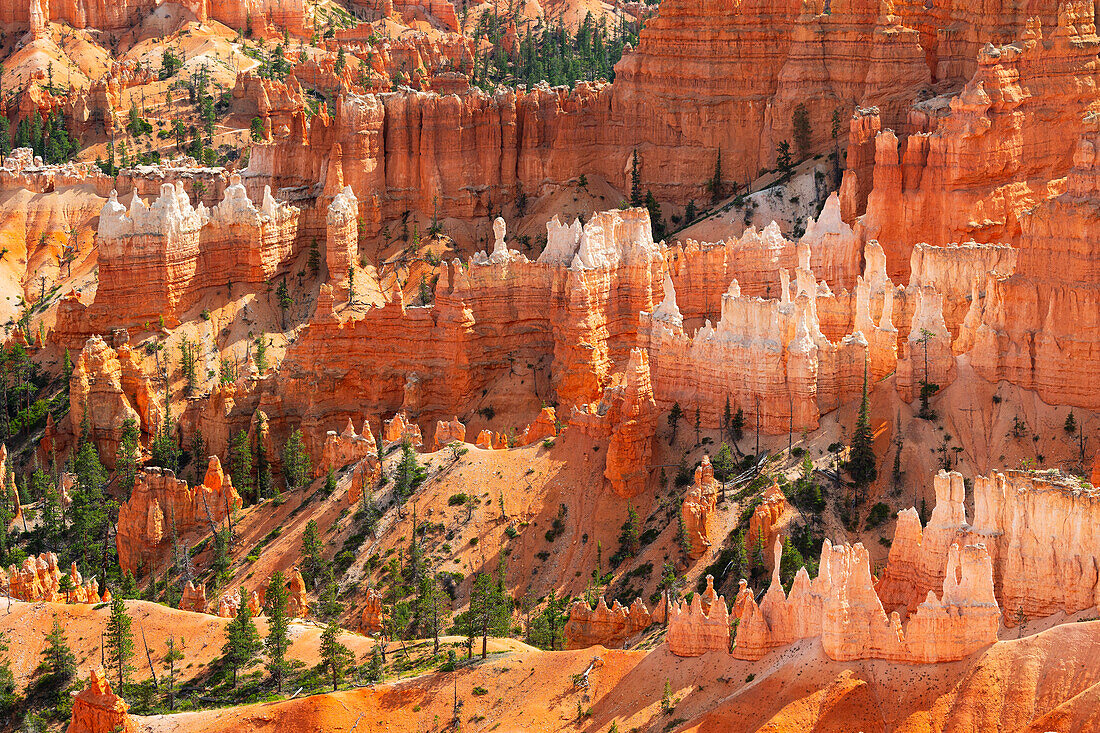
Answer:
[287,567,309,617]
[745,481,790,564]
[179,581,208,613]
[564,597,652,650]
[70,336,161,463]
[2,552,102,604]
[856,11,1100,280]
[728,536,999,663]
[383,411,424,448]
[430,417,466,451]
[681,457,718,559]
[603,349,657,498]
[879,469,1100,625]
[360,588,384,633]
[318,419,380,477]
[967,126,1100,408]
[115,458,242,576]
[518,407,558,446]
[474,430,507,449]
[67,667,136,733]
[667,578,729,657]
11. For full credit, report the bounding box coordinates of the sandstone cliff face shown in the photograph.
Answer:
[667,577,729,657]
[179,580,208,613]
[115,458,242,576]
[90,177,301,330]
[267,208,662,450]
[856,10,1100,280]
[67,667,135,733]
[430,417,466,451]
[318,419,380,478]
[564,597,652,650]
[879,469,1100,625]
[681,457,718,559]
[967,128,1100,408]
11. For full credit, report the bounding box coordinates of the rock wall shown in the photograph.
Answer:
[856,11,1100,280]
[967,127,1100,408]
[728,536,999,663]
[89,175,301,330]
[115,458,242,576]
[667,577,730,657]
[564,597,652,650]
[878,469,1100,625]
[318,418,380,477]
[603,349,657,498]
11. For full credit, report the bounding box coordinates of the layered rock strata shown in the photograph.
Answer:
[67,667,136,733]
[681,457,718,559]
[115,458,242,575]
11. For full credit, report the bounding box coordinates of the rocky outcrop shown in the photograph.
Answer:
[382,411,423,449]
[967,126,1100,409]
[430,417,466,451]
[179,581,208,613]
[318,419,380,477]
[360,588,384,633]
[287,567,309,617]
[667,576,730,657]
[115,458,242,576]
[564,597,652,650]
[603,349,658,498]
[91,177,301,329]
[681,457,718,559]
[518,407,558,446]
[727,536,999,664]
[70,336,161,463]
[745,481,790,565]
[1,553,101,604]
[856,11,1100,279]
[878,469,1100,625]
[217,587,262,618]
[67,667,136,733]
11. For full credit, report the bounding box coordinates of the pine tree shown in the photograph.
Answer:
[230,430,254,502]
[619,504,640,557]
[317,567,343,622]
[105,596,134,693]
[366,641,384,682]
[394,441,426,498]
[308,239,321,277]
[0,632,15,713]
[163,637,184,710]
[264,571,291,692]
[845,362,877,495]
[116,418,141,500]
[731,407,745,446]
[776,140,793,173]
[792,103,812,159]
[667,402,683,445]
[644,189,665,240]
[221,603,261,688]
[301,519,323,586]
[254,334,268,374]
[281,429,311,492]
[629,149,642,207]
[42,617,76,681]
[416,572,447,654]
[707,148,722,205]
[1065,411,1078,434]
[685,199,696,223]
[319,623,354,690]
[466,570,511,659]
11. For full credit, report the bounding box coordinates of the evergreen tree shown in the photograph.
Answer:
[230,430,254,502]
[467,570,511,659]
[619,504,640,557]
[317,567,343,622]
[629,149,642,207]
[264,571,291,692]
[711,443,735,483]
[254,334,269,374]
[70,441,110,574]
[308,239,321,277]
[731,407,745,446]
[163,637,184,710]
[394,441,426,498]
[41,616,76,681]
[319,623,354,690]
[150,389,180,473]
[527,589,568,650]
[667,402,683,445]
[301,519,323,586]
[0,632,16,714]
[275,278,293,330]
[221,603,261,688]
[281,429,311,492]
[707,148,723,204]
[685,199,696,223]
[776,140,793,173]
[1065,411,1078,434]
[644,189,664,240]
[792,103,812,159]
[416,572,447,654]
[365,642,383,682]
[116,418,141,500]
[845,362,877,496]
[105,596,134,693]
